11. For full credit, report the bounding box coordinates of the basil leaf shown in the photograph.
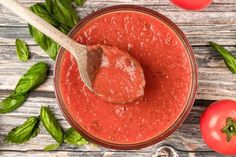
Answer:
[28,25,48,51]
[209,42,236,74]
[45,0,53,15]
[30,125,40,138]
[40,106,63,144]
[58,24,71,34]
[4,116,39,144]
[0,93,28,114]
[44,143,60,151]
[75,138,88,145]
[74,0,86,6]
[15,62,48,94]
[29,25,59,60]
[49,0,79,28]
[64,127,88,145]
[29,3,59,27]
[15,39,30,61]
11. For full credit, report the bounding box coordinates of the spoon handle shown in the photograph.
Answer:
[0,0,86,58]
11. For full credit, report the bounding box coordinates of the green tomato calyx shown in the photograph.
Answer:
[222,117,236,142]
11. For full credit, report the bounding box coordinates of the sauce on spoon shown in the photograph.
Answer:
[88,45,145,104]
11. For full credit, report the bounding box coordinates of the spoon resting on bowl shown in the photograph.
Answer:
[0,0,146,104]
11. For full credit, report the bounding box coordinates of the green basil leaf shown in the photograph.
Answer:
[40,106,63,144]
[29,25,59,60]
[15,39,30,61]
[64,127,88,145]
[45,0,53,15]
[209,42,236,74]
[45,36,60,58]
[30,125,40,138]
[74,0,86,6]
[76,138,88,145]
[15,62,48,94]
[4,116,39,144]
[58,24,71,34]
[44,143,60,151]
[0,93,28,114]
[28,24,48,50]
[52,0,79,28]
[29,3,59,26]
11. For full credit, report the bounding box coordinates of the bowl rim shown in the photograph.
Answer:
[54,5,198,150]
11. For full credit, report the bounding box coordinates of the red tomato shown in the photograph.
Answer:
[200,99,236,155]
[170,0,213,10]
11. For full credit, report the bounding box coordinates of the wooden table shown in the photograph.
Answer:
[0,0,235,156]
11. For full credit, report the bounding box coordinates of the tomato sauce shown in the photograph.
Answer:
[59,11,192,143]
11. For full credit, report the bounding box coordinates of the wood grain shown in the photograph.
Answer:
[0,0,236,156]
[1,25,236,46]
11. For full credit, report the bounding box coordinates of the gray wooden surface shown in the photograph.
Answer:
[0,0,235,156]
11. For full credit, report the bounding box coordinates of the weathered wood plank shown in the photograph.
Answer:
[2,9,236,27]
[0,0,235,8]
[0,45,235,100]
[1,0,236,28]
[0,150,226,157]
[1,25,236,46]
[0,151,148,157]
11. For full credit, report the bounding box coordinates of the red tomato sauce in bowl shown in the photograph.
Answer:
[55,6,197,149]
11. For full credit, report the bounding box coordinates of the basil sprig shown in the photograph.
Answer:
[5,106,88,150]
[15,39,30,61]
[209,42,236,74]
[40,106,63,150]
[64,127,88,145]
[29,0,82,60]
[0,62,48,114]
[29,4,60,60]
[4,116,40,144]
[40,106,88,150]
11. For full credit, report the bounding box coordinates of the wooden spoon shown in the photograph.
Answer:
[0,0,145,104]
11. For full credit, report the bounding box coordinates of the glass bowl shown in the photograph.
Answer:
[54,5,198,150]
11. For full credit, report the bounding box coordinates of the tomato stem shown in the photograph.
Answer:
[222,117,236,142]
